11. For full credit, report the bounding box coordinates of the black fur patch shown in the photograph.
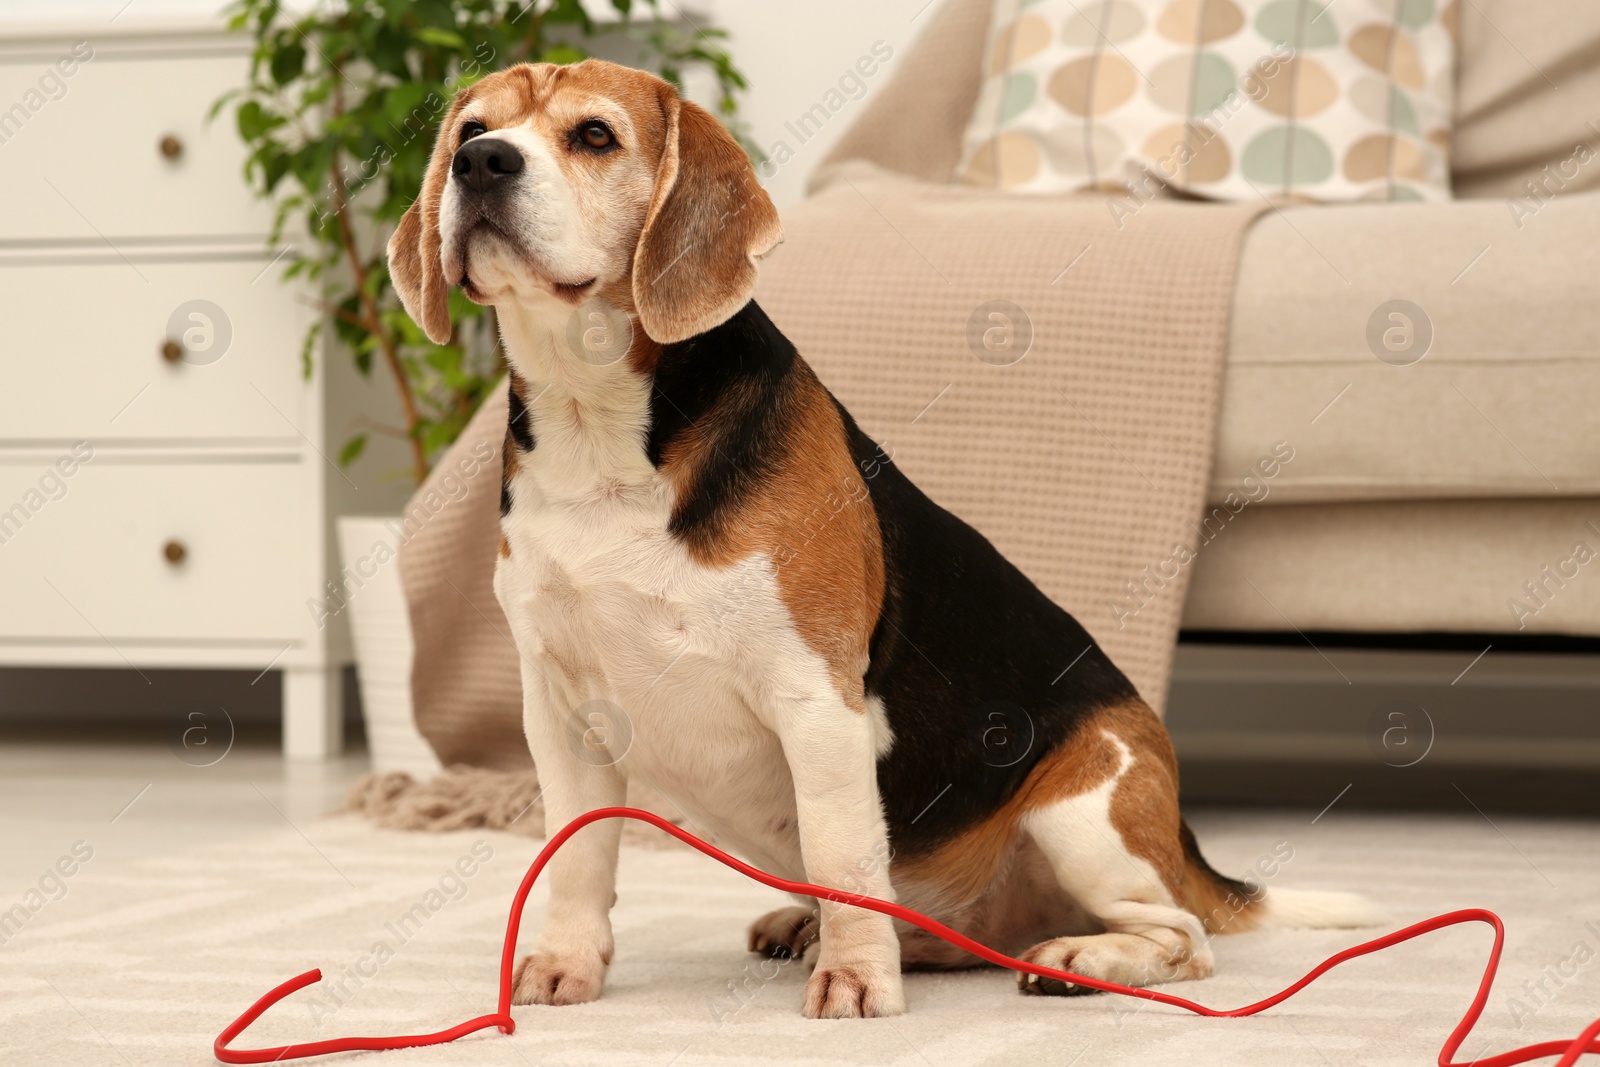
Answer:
[834,403,1140,859]
[647,301,799,552]
[507,373,535,452]
[501,373,535,519]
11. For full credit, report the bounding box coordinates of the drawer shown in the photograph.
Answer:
[0,458,309,643]
[0,47,271,240]
[0,252,310,441]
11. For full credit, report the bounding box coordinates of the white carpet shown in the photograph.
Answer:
[6,808,1598,1067]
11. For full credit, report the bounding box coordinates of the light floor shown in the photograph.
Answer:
[3,740,1599,1066]
[0,737,370,891]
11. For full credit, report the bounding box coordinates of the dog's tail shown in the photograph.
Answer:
[1179,820,1388,935]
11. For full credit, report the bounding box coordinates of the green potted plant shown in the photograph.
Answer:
[217,0,751,770]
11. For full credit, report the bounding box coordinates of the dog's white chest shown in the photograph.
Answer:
[493,419,813,873]
[499,479,741,706]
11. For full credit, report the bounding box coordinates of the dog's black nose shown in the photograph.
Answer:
[452,138,524,193]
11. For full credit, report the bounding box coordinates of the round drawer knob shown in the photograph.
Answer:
[159,134,184,160]
[161,339,183,363]
[163,540,188,565]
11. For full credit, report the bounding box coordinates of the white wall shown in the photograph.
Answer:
[695,0,949,208]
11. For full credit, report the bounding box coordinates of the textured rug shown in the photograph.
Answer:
[5,808,1598,1067]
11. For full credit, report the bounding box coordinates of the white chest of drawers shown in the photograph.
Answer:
[0,16,340,758]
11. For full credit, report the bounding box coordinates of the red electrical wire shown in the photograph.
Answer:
[215,806,1600,1066]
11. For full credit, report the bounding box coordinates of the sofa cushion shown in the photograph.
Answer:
[1211,187,1600,505]
[956,0,1456,203]
[1182,496,1600,637]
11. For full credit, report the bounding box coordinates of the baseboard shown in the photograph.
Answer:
[1169,641,1600,814]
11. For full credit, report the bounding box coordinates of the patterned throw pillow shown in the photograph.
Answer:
[958,0,1456,203]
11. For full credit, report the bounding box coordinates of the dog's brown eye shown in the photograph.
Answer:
[578,122,614,150]
[460,120,487,144]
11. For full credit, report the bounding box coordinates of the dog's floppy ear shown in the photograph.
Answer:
[632,86,783,344]
[387,109,460,345]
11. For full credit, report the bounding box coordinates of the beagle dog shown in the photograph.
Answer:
[388,60,1380,1020]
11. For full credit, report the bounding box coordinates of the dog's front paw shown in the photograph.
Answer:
[748,906,820,960]
[511,949,608,1006]
[802,961,905,1019]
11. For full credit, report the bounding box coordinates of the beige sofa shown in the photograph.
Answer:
[819,0,1600,642]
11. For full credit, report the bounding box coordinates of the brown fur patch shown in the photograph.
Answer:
[1094,702,1263,934]
[387,72,477,344]
[620,329,664,377]
[764,374,883,711]
[501,427,521,495]
[1098,700,1186,898]
[1180,838,1265,935]
[892,698,1256,933]
[890,703,1128,907]
[629,85,782,344]
[500,432,520,471]
[891,816,1017,912]
[660,362,883,712]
